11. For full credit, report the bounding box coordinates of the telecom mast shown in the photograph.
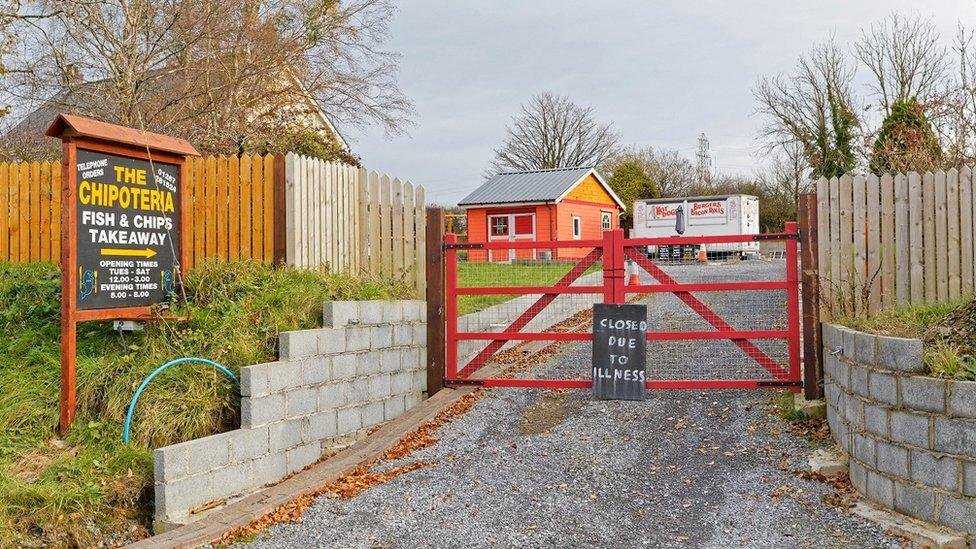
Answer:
[696,133,712,185]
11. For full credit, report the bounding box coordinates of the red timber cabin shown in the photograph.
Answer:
[458,166,625,262]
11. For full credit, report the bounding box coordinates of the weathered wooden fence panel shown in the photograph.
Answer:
[816,167,976,317]
[282,153,427,292]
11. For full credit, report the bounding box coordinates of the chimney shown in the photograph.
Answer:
[62,64,83,88]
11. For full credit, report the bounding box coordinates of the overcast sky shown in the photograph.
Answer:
[349,1,976,205]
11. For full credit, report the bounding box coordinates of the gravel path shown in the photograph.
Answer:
[240,260,902,549]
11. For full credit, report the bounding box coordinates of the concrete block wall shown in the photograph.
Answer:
[153,300,427,530]
[823,323,976,540]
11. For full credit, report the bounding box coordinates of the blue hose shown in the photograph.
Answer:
[123,357,238,445]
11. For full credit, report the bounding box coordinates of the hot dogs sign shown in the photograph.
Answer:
[75,150,181,309]
[649,200,726,220]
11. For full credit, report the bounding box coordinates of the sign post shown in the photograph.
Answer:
[592,303,648,400]
[46,114,199,434]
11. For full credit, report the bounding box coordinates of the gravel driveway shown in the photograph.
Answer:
[240,260,901,548]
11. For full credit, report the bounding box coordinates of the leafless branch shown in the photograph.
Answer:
[489,92,619,175]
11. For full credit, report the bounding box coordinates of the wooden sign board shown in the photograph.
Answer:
[592,303,648,400]
[46,114,199,434]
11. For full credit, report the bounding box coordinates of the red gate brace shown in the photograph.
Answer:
[624,248,789,379]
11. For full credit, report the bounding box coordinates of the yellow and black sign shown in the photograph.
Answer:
[75,149,181,310]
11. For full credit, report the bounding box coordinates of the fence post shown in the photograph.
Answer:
[425,207,445,396]
[272,154,287,265]
[799,195,824,400]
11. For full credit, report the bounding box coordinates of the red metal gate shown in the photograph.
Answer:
[444,223,802,392]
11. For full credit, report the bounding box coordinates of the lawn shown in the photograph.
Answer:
[0,260,413,547]
[455,260,601,315]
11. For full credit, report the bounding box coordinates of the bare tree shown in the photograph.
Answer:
[940,24,976,165]
[0,0,412,156]
[757,140,812,205]
[754,40,861,178]
[855,13,950,115]
[489,92,619,174]
[602,145,697,198]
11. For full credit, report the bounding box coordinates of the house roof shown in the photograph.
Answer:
[458,166,626,209]
[10,71,347,148]
[46,113,200,157]
[10,83,112,137]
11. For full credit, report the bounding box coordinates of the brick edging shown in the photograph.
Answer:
[126,386,477,549]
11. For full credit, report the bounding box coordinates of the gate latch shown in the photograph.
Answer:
[444,379,485,386]
[444,243,485,250]
[752,233,799,241]
[756,380,804,387]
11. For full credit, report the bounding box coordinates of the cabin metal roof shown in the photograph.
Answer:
[459,166,624,208]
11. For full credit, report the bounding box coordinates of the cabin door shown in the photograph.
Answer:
[487,213,536,262]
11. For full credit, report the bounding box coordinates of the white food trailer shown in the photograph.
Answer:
[631,195,760,259]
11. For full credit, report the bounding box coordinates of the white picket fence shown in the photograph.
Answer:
[815,168,976,317]
[283,153,427,293]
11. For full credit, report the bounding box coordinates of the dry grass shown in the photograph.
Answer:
[834,299,959,339]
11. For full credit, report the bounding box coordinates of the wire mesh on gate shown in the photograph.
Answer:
[448,238,605,381]
[444,226,801,391]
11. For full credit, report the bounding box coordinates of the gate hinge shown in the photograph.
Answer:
[444,243,484,250]
[756,380,804,387]
[444,378,485,386]
[752,233,799,241]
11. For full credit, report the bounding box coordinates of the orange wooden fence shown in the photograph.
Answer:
[0,161,61,264]
[184,154,279,269]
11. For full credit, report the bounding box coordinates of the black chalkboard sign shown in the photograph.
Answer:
[592,303,648,400]
[75,148,181,310]
[657,244,693,262]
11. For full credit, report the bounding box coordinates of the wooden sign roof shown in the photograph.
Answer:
[45,113,200,157]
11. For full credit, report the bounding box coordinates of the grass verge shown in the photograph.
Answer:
[833,297,976,381]
[0,260,412,547]
[833,299,960,339]
[456,260,600,315]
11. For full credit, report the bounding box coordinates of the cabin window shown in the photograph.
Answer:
[489,216,509,236]
[572,216,582,239]
[601,211,612,230]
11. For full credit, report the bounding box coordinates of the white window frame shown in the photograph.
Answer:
[572,216,582,240]
[601,211,612,231]
[487,212,537,262]
[488,215,510,238]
